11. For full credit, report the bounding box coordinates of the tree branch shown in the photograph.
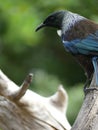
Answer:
[9,73,33,100]
[0,70,71,130]
[71,74,98,130]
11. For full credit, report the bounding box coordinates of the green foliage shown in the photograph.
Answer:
[67,84,83,124]
[32,70,61,96]
[0,0,98,124]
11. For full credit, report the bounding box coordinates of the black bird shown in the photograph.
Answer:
[35,10,98,89]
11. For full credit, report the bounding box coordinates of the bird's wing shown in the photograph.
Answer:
[62,31,98,55]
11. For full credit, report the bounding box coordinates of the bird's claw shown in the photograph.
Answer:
[83,79,91,92]
[84,87,98,96]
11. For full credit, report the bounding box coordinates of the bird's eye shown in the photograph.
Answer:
[50,16,55,21]
[50,16,54,19]
[44,16,55,24]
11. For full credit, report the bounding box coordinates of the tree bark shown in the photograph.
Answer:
[0,70,71,130]
[71,74,98,130]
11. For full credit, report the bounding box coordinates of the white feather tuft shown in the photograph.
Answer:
[57,30,62,37]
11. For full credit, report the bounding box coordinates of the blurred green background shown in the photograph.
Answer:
[1,0,98,125]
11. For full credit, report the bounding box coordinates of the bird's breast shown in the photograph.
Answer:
[61,33,79,54]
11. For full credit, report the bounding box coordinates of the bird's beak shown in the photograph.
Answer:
[35,23,46,32]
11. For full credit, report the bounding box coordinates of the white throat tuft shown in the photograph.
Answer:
[57,30,62,36]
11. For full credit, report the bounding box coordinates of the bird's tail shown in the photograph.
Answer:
[92,57,98,86]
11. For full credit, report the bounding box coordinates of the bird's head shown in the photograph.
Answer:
[35,10,66,32]
[35,10,85,34]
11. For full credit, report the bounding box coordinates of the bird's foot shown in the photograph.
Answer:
[83,79,91,95]
[84,77,98,95]
[84,86,98,96]
[83,78,98,95]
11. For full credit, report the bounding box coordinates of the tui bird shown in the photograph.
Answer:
[35,10,98,90]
